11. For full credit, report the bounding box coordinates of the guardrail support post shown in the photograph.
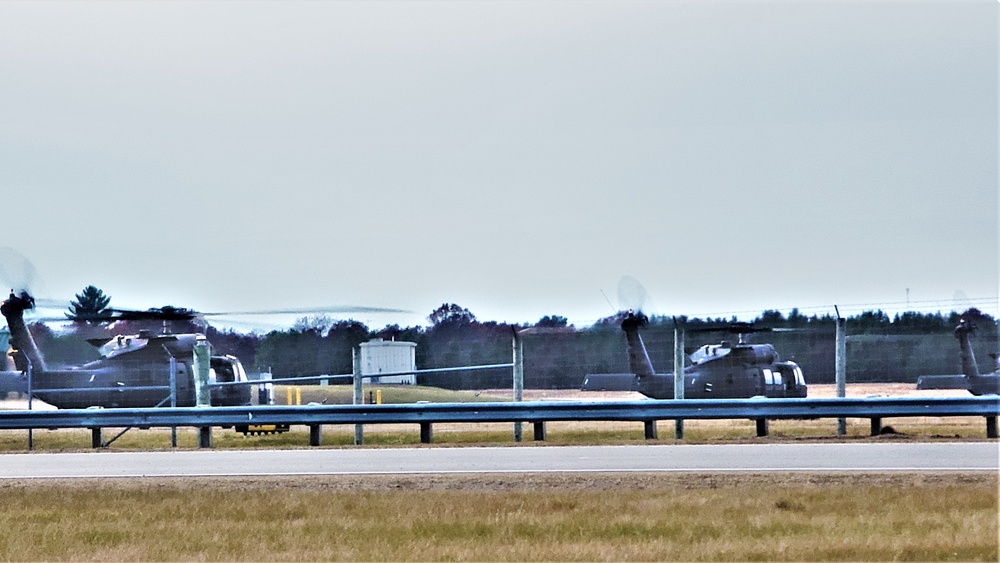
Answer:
[91,428,102,449]
[756,419,769,437]
[309,425,322,446]
[533,421,546,441]
[644,420,658,440]
[198,427,212,448]
[420,422,433,444]
[986,416,997,439]
[870,417,881,436]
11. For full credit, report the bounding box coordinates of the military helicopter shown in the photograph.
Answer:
[915,315,1000,395]
[0,289,410,412]
[0,290,256,409]
[581,311,808,399]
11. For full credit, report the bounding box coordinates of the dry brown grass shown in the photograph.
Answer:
[0,472,994,561]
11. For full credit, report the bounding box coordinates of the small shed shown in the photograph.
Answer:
[357,339,417,385]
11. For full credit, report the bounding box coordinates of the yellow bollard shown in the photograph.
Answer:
[376,389,382,405]
[286,387,293,405]
[296,387,302,405]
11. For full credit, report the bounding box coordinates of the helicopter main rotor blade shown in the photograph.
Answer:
[201,305,414,317]
[30,297,71,309]
[0,248,413,327]
[22,315,77,323]
[686,322,770,334]
[105,307,198,321]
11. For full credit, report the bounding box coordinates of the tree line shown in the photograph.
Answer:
[21,286,1000,388]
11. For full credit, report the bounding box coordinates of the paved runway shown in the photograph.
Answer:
[0,442,996,478]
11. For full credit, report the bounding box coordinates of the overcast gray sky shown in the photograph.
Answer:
[1,1,996,330]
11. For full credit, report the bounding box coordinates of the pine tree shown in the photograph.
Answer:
[66,285,112,323]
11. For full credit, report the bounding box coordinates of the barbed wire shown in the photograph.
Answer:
[570,296,999,326]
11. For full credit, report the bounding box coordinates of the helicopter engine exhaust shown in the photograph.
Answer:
[621,311,655,377]
[0,290,47,372]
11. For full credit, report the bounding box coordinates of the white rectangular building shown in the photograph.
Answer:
[357,339,417,385]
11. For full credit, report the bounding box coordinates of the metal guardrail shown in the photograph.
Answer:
[0,396,997,446]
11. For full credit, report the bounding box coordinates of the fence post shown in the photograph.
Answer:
[26,358,32,451]
[193,337,213,448]
[193,337,212,407]
[836,312,847,436]
[673,321,685,439]
[169,356,177,448]
[353,347,364,445]
[512,330,523,443]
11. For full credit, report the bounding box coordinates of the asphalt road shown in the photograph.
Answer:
[0,442,997,478]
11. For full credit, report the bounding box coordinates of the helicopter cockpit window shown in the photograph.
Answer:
[211,361,236,384]
[690,344,731,364]
[774,362,804,391]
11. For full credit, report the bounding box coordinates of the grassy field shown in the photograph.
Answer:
[0,472,994,561]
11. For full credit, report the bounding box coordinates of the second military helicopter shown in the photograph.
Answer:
[582,312,808,399]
